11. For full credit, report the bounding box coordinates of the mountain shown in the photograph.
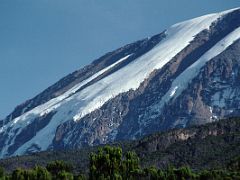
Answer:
[1,7,240,158]
[1,117,240,173]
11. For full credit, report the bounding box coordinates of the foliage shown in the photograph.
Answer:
[0,118,239,179]
[0,145,240,179]
[56,170,73,180]
[0,143,240,180]
[88,146,240,180]
[89,146,123,179]
[46,160,72,176]
[10,167,51,180]
[76,173,87,180]
[228,156,240,171]
[0,167,4,178]
[34,166,51,180]
[1,117,240,175]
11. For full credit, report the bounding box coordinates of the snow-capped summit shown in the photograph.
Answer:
[1,7,240,158]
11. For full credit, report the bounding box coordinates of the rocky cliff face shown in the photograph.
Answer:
[1,8,240,158]
[52,8,240,149]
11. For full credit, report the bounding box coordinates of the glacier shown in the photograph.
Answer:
[0,7,239,157]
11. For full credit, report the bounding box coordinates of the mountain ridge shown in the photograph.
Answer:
[1,7,240,158]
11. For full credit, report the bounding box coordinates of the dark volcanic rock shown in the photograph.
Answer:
[1,8,240,158]
[52,9,240,150]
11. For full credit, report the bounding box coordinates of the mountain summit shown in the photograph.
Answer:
[1,7,240,158]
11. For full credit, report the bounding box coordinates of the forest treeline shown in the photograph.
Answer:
[0,146,239,180]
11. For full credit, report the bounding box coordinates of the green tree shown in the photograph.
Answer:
[6,145,240,180]
[89,146,123,180]
[144,166,159,180]
[89,146,144,180]
[122,151,140,179]
[157,169,166,180]
[34,166,51,180]
[12,168,25,180]
[174,166,194,179]
[0,167,4,178]
[75,173,87,180]
[46,160,72,177]
[166,166,177,180]
[11,168,37,180]
[57,170,73,180]
[199,170,215,180]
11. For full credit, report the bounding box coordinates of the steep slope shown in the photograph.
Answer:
[1,8,240,158]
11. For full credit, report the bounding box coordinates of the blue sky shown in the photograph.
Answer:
[0,0,240,119]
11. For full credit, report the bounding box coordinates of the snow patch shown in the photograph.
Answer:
[145,26,240,125]
[1,8,238,157]
[170,86,178,97]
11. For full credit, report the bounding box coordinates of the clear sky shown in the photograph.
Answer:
[0,0,240,119]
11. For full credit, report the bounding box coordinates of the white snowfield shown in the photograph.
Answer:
[149,26,240,120]
[0,8,239,157]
